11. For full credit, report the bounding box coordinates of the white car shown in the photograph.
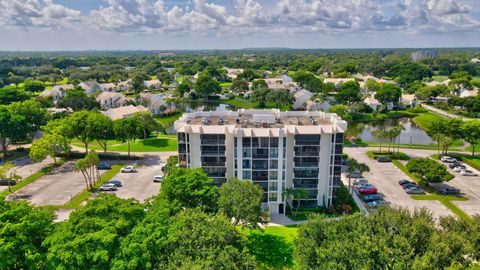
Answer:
[99,183,118,191]
[460,170,478,176]
[441,156,457,163]
[153,175,164,183]
[121,166,137,173]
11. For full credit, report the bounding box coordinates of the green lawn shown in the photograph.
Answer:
[72,135,178,152]
[108,137,177,152]
[240,225,299,269]
[347,140,463,151]
[432,75,449,82]
[155,112,182,126]
[411,112,445,130]
[225,98,291,111]
[220,82,233,88]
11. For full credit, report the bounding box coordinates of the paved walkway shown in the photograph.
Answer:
[422,104,474,121]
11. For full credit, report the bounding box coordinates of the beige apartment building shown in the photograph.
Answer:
[174,109,347,214]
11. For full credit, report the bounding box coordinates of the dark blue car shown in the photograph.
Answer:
[97,163,112,170]
[363,194,383,203]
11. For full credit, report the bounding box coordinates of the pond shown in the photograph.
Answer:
[347,117,434,145]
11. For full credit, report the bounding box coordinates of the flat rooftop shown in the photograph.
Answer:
[175,109,346,129]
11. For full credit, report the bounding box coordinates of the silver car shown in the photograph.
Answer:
[99,183,118,191]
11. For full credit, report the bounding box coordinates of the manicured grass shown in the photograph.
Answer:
[220,82,233,88]
[0,164,56,198]
[240,225,299,269]
[108,137,178,152]
[432,75,449,82]
[72,136,178,153]
[412,112,445,130]
[392,159,471,221]
[225,98,291,111]
[61,164,123,209]
[155,112,182,126]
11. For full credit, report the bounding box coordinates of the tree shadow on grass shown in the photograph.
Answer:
[246,231,294,269]
[139,138,170,148]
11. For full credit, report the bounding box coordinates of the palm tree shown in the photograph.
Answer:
[293,189,309,217]
[394,125,406,153]
[373,129,385,153]
[282,188,295,215]
[74,159,91,189]
[347,158,370,194]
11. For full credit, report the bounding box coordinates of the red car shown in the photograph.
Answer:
[359,186,378,194]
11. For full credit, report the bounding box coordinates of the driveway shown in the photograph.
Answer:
[422,104,474,121]
[344,147,453,219]
[9,161,108,206]
[107,154,169,202]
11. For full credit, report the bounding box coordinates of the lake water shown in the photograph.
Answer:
[347,118,434,145]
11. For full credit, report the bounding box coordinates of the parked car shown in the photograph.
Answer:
[99,183,118,191]
[398,179,412,186]
[97,163,112,170]
[356,183,375,189]
[153,175,164,183]
[363,194,383,202]
[441,156,457,163]
[359,186,378,194]
[345,171,362,178]
[353,178,369,186]
[121,166,137,173]
[402,183,419,190]
[106,180,122,187]
[449,162,463,169]
[460,170,478,176]
[376,156,391,163]
[405,187,426,195]
[0,179,17,186]
[453,165,467,172]
[438,188,460,195]
[367,200,388,208]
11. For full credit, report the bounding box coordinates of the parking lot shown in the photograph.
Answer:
[10,161,107,205]
[0,156,54,193]
[105,154,165,202]
[344,148,453,218]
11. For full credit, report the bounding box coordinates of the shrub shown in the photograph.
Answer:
[406,158,454,185]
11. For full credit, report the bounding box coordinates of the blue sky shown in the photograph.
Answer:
[0,0,479,51]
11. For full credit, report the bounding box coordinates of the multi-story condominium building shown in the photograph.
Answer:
[174,109,347,214]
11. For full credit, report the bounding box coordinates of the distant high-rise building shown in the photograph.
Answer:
[174,109,347,214]
[411,51,438,61]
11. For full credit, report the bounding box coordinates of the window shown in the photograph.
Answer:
[269,192,278,202]
[243,170,251,180]
[242,137,251,147]
[270,138,279,147]
[269,148,278,158]
[242,160,251,169]
[260,137,269,148]
[269,160,278,169]
[269,182,278,191]
[269,171,278,180]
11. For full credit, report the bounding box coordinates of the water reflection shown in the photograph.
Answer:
[347,118,434,145]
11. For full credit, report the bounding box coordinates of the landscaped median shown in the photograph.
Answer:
[47,164,124,209]
[392,159,471,221]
